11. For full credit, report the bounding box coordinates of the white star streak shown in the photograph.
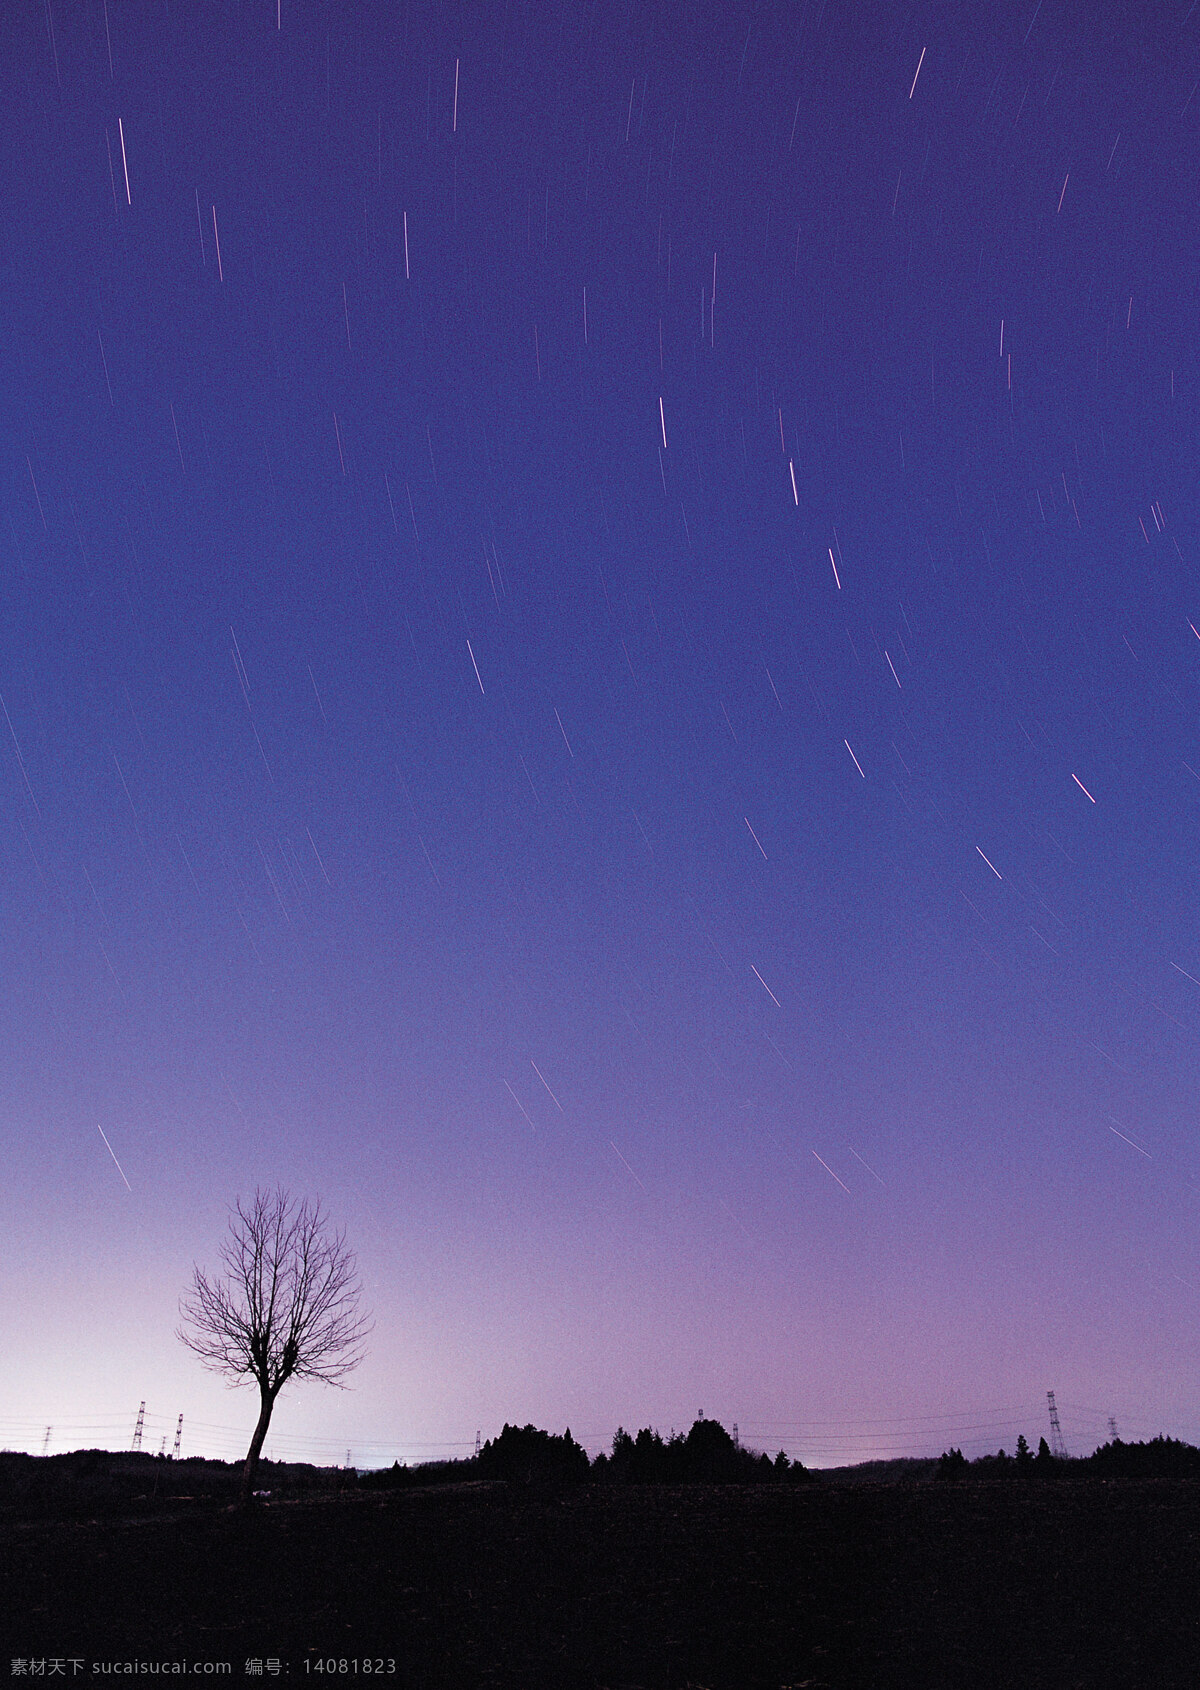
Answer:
[975,846,1003,879]
[610,1141,646,1191]
[844,740,865,778]
[467,640,485,693]
[305,826,332,887]
[750,964,781,1006]
[530,1059,563,1110]
[1107,1119,1151,1157]
[812,1151,851,1193]
[828,547,841,588]
[1071,773,1096,802]
[97,1124,132,1191]
[117,118,131,203]
[908,46,926,99]
[503,1079,536,1131]
[0,690,40,815]
[848,1146,886,1185]
[744,817,768,858]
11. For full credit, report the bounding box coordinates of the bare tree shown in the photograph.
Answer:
[178,1187,371,1503]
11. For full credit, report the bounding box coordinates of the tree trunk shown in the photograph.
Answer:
[239,1388,277,1506]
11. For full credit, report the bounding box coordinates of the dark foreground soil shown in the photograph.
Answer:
[5,1478,1198,1688]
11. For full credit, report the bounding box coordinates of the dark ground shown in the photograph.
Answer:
[5,1477,1198,1688]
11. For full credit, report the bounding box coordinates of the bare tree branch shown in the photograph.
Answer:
[178,1186,371,1501]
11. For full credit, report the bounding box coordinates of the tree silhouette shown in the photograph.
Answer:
[606,1417,807,1484]
[475,1423,590,1483]
[937,1447,967,1479]
[178,1187,370,1503]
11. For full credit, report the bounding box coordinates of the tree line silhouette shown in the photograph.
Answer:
[937,1433,1200,1480]
[356,1423,1200,1491]
[363,1416,810,1489]
[9,1428,1200,1508]
[598,1417,808,1484]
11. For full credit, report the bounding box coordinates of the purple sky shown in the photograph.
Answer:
[2,0,1199,1469]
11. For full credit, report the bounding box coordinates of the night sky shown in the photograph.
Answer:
[3,0,1199,1470]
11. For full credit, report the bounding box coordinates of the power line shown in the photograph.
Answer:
[738,1403,1039,1427]
[3,1398,1188,1468]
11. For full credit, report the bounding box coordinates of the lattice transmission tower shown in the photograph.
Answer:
[1046,1391,1068,1459]
[130,1400,145,1452]
[172,1414,183,1459]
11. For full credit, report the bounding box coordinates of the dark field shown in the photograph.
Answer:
[6,1477,1198,1688]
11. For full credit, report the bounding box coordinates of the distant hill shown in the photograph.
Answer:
[816,1457,939,1484]
[0,1448,347,1518]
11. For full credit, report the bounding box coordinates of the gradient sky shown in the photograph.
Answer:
[2,0,1199,1470]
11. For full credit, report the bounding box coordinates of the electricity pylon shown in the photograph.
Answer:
[1046,1391,1068,1459]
